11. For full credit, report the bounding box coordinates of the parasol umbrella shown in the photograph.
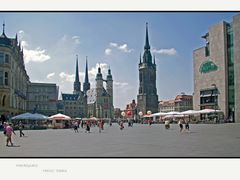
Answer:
[49,113,71,120]
[12,112,48,120]
[181,110,200,115]
[149,112,168,117]
[180,110,200,123]
[31,113,48,120]
[198,109,223,114]
[165,111,181,115]
[89,117,98,121]
[163,114,185,119]
[11,112,35,120]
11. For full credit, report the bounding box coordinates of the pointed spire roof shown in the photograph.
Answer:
[3,21,5,34]
[0,21,7,38]
[139,53,142,64]
[84,56,89,83]
[98,63,101,74]
[153,55,156,64]
[75,55,80,82]
[144,22,150,50]
[108,66,111,75]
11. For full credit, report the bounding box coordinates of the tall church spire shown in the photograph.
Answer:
[144,22,150,50]
[3,21,5,35]
[137,23,158,114]
[1,21,7,37]
[75,55,80,82]
[84,56,89,83]
[83,56,90,94]
[73,55,81,94]
[143,22,152,64]
[139,53,142,64]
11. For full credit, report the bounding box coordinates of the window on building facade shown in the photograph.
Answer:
[2,95,6,106]
[5,54,10,63]
[205,43,210,57]
[4,72,8,86]
[0,52,4,64]
[0,71,3,85]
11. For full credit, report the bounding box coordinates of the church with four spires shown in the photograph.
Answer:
[61,56,114,119]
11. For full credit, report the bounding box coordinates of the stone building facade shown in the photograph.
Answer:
[61,56,87,118]
[159,94,192,113]
[27,83,58,116]
[174,94,193,112]
[61,56,114,119]
[137,23,159,115]
[159,100,175,113]
[87,66,114,119]
[0,23,30,116]
[193,14,240,122]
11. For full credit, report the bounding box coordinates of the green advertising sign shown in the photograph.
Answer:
[200,60,218,74]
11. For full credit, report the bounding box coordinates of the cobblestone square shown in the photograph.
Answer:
[1,123,240,157]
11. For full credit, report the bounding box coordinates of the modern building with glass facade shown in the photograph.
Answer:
[193,14,240,123]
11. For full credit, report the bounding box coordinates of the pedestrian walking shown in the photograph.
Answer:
[178,119,184,132]
[74,121,79,133]
[148,119,152,127]
[165,120,170,129]
[19,121,25,137]
[185,119,190,131]
[81,120,84,129]
[5,123,16,146]
[120,121,124,130]
[98,120,102,133]
[85,121,90,133]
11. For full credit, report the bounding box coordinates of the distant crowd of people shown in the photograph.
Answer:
[71,120,106,133]
[1,110,194,149]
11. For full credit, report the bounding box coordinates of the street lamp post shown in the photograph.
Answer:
[121,111,126,122]
[138,111,143,124]
[211,84,218,123]
[147,110,152,126]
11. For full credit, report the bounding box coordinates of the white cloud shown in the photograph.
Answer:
[21,40,29,48]
[152,48,177,56]
[18,30,24,40]
[118,44,133,53]
[110,42,118,47]
[18,30,51,64]
[24,48,51,63]
[47,72,55,79]
[105,48,112,55]
[58,63,109,90]
[107,42,133,55]
[72,36,81,44]
[88,63,108,78]
[114,81,128,88]
[59,72,75,82]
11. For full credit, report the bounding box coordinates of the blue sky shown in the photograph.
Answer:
[0,12,237,109]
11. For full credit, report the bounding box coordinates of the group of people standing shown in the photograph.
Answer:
[178,119,190,132]
[2,121,25,147]
[72,120,105,133]
[2,122,16,146]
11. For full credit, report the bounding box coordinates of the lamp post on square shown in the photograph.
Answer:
[138,111,143,124]
[211,84,218,123]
